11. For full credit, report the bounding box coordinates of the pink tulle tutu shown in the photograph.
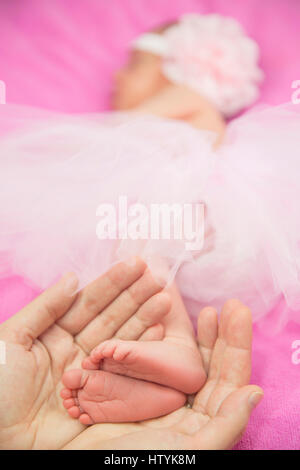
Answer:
[0,103,300,328]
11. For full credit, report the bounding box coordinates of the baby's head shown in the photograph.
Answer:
[111,14,264,118]
[112,23,174,110]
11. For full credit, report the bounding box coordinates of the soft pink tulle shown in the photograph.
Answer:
[0,103,299,330]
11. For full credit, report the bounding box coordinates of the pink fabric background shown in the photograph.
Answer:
[0,0,299,450]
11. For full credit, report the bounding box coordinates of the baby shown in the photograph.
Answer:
[112,21,226,144]
[58,15,263,424]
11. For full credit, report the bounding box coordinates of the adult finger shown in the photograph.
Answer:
[114,292,170,341]
[57,257,146,335]
[194,299,251,413]
[197,306,218,374]
[187,385,263,450]
[0,273,78,348]
[139,324,165,341]
[75,269,164,353]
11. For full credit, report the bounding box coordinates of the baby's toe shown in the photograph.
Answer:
[62,369,86,390]
[112,342,131,361]
[82,357,99,370]
[79,413,94,426]
[67,406,81,419]
[63,398,76,409]
[60,388,72,399]
[91,340,117,360]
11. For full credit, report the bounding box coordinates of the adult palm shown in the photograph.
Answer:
[0,259,169,450]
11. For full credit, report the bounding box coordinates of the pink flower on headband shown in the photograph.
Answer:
[162,14,264,117]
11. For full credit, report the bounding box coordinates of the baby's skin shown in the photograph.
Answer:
[61,275,205,425]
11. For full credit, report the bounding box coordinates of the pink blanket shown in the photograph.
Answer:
[0,0,299,449]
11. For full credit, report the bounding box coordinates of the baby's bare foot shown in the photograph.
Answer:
[82,339,206,394]
[61,369,186,425]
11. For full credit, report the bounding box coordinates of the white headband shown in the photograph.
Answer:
[133,33,168,57]
[132,14,264,117]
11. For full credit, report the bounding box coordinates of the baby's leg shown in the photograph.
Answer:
[83,283,205,394]
[162,282,198,349]
[61,369,186,425]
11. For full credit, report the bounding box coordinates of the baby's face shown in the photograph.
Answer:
[112,50,168,110]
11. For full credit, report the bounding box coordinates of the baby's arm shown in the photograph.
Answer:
[134,83,209,119]
[186,109,226,147]
[134,83,225,146]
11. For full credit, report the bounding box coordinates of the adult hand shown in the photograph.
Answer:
[0,258,170,450]
[63,299,263,450]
